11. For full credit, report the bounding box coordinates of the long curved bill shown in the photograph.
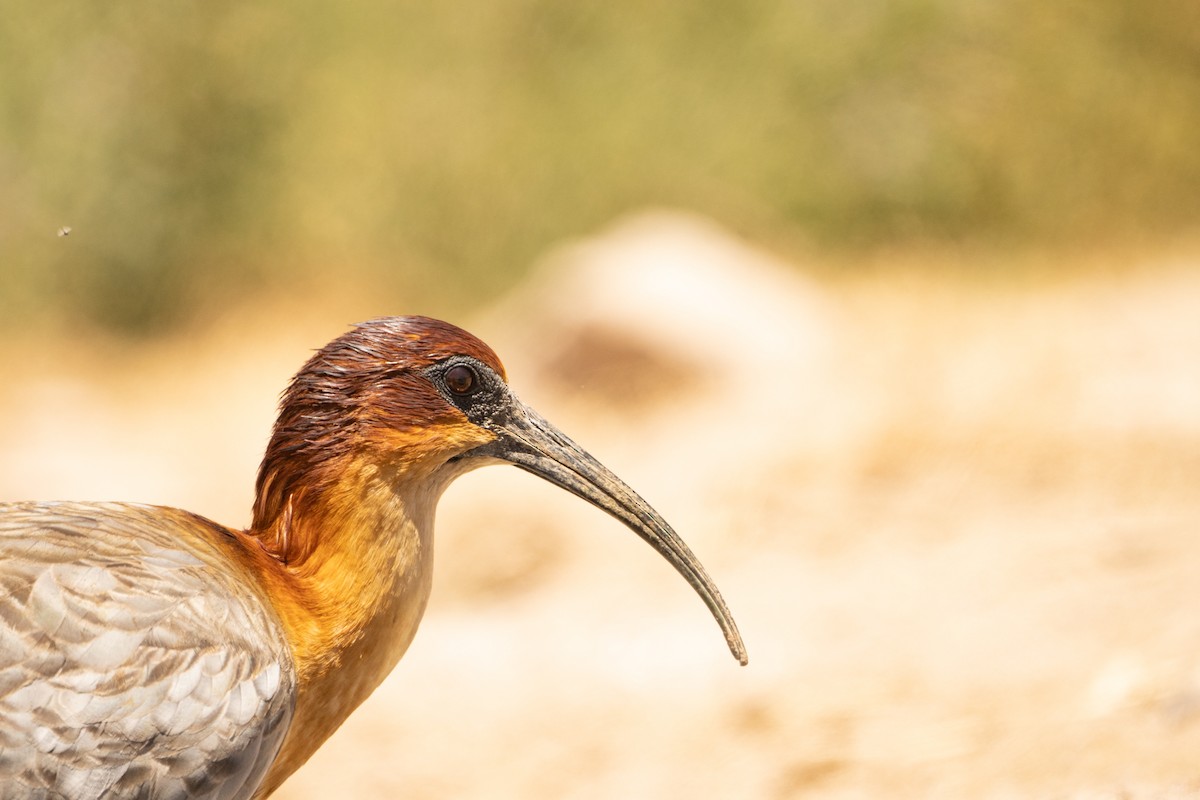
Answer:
[476,394,748,666]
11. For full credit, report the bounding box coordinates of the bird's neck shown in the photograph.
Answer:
[250,455,448,794]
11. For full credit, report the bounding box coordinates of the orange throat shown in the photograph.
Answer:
[247,455,450,796]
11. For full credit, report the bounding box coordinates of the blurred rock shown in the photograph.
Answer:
[481,210,841,467]
[469,211,849,568]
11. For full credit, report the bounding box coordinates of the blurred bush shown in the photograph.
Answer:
[2,0,1199,334]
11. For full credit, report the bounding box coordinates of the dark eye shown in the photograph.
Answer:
[444,364,478,395]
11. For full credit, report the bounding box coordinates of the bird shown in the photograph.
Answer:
[0,315,746,799]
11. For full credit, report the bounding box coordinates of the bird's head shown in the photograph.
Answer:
[252,316,746,665]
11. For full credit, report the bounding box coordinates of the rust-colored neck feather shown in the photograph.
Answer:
[240,316,503,796]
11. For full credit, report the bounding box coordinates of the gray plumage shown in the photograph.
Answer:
[0,502,295,800]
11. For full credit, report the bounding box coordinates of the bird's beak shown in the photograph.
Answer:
[472,393,748,666]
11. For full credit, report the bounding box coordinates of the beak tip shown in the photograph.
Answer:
[729,636,749,666]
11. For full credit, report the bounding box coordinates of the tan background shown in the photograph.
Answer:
[3,212,1199,797]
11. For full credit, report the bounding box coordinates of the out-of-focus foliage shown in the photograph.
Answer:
[2,0,1199,334]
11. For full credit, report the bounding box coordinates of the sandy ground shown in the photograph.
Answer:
[3,212,1200,798]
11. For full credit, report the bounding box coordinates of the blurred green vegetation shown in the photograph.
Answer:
[2,0,1199,334]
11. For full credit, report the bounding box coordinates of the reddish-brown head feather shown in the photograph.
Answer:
[249,317,505,559]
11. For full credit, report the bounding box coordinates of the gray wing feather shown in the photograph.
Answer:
[0,502,296,800]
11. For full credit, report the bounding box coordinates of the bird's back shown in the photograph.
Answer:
[0,502,296,800]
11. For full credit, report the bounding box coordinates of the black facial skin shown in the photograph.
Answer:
[425,357,515,432]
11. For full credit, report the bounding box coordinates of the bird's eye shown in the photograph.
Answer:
[444,364,478,395]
